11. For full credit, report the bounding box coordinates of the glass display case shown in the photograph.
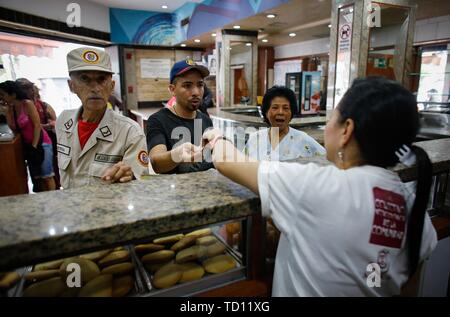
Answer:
[0,212,261,297]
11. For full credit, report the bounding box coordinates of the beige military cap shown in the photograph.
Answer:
[67,47,114,74]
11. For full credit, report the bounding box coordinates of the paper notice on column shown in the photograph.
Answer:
[140,59,171,79]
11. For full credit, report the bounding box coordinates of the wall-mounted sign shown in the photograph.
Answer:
[334,5,354,108]
[140,58,171,78]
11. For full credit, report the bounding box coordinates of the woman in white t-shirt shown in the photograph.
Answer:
[203,77,437,296]
[245,86,325,161]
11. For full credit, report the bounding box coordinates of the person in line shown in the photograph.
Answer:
[56,47,152,189]
[0,81,56,192]
[146,58,213,174]
[245,85,325,161]
[203,76,437,296]
[16,78,60,189]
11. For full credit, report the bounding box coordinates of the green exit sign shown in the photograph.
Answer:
[374,58,387,68]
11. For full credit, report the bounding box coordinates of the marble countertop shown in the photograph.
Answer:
[0,170,259,270]
[0,138,449,270]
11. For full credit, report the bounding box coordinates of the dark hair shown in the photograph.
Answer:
[338,76,432,277]
[261,85,298,125]
[0,80,30,101]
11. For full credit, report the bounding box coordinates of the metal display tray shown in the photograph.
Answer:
[12,245,145,297]
[133,232,246,297]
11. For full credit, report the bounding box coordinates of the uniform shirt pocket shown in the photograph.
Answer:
[88,162,110,178]
[57,155,71,189]
[58,155,71,171]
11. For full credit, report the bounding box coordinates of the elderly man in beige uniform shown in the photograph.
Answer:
[56,47,153,188]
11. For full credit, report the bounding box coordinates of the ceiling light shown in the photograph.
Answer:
[180,43,186,47]
[233,25,241,29]
[328,24,332,28]
[262,39,268,43]
[288,33,296,37]
[246,42,252,46]
[161,5,168,9]
[211,33,217,37]
[266,14,276,19]
[194,39,201,43]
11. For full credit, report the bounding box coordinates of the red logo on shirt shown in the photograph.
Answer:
[369,187,406,248]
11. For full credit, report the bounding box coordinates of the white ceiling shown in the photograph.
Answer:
[88,0,203,12]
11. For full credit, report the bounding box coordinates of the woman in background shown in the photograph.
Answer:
[0,81,55,192]
[245,86,325,161]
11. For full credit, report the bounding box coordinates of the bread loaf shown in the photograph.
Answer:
[24,269,59,282]
[205,241,226,258]
[0,271,20,289]
[152,263,182,289]
[59,258,100,285]
[112,275,134,297]
[23,277,67,297]
[179,262,205,283]
[79,250,111,262]
[186,228,212,238]
[78,274,113,297]
[141,250,175,264]
[170,235,197,252]
[134,243,165,254]
[101,262,134,276]
[196,235,218,246]
[98,250,130,268]
[34,259,66,271]
[153,234,184,245]
[202,255,237,274]
[175,245,207,263]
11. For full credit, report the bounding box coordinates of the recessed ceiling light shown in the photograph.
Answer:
[288,33,296,37]
[233,25,241,29]
[328,24,332,28]
[262,39,268,43]
[161,5,168,9]
[246,42,252,46]
[211,33,217,37]
[180,43,186,47]
[266,14,276,19]
[194,39,201,43]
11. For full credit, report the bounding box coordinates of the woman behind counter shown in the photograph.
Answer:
[203,77,437,296]
[0,81,55,192]
[245,85,325,161]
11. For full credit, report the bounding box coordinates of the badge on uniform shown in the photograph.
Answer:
[64,119,73,130]
[94,153,123,164]
[57,143,71,155]
[100,126,112,137]
[137,150,149,167]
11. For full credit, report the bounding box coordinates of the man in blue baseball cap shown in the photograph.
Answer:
[146,58,214,174]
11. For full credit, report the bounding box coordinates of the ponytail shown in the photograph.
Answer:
[406,145,433,277]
